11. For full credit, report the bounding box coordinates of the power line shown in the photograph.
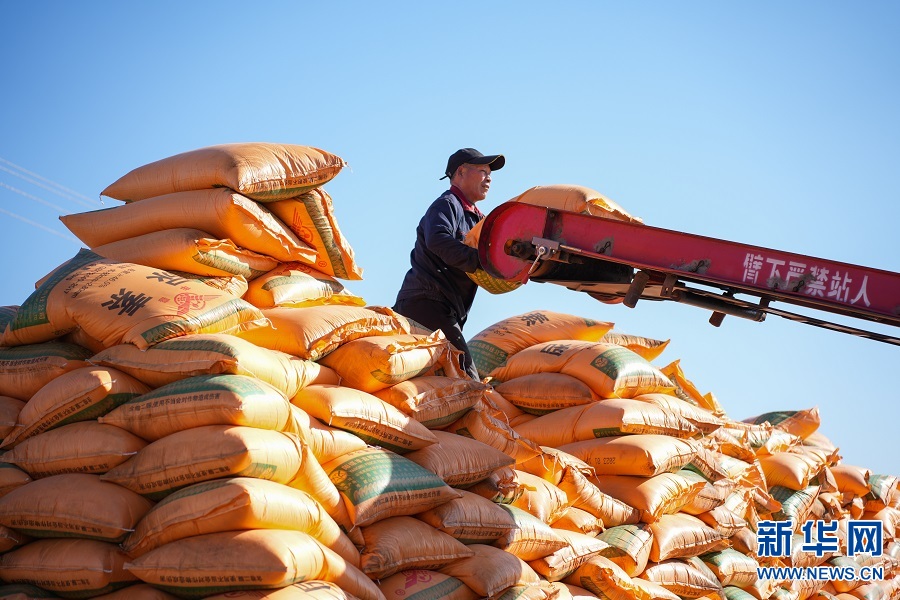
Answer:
[0,181,70,214]
[0,158,103,210]
[0,207,81,244]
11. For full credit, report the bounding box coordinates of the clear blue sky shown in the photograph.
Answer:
[2,2,898,475]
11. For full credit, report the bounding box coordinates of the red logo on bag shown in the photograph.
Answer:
[174,293,219,315]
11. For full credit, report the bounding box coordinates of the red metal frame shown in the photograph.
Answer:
[478,202,900,327]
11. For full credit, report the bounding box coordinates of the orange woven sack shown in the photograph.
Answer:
[319,332,468,394]
[287,442,357,539]
[0,538,137,596]
[245,263,365,309]
[0,463,31,499]
[468,311,613,378]
[416,488,518,544]
[513,399,697,448]
[404,430,515,488]
[495,372,599,415]
[443,403,543,464]
[2,249,268,350]
[123,529,383,600]
[101,142,346,202]
[589,472,706,523]
[290,406,367,464]
[203,582,364,599]
[359,516,475,579]
[558,434,697,477]
[0,524,29,554]
[237,305,411,361]
[640,558,723,598]
[61,187,312,262]
[88,583,182,599]
[742,407,821,440]
[0,420,146,478]
[99,374,294,441]
[493,504,569,561]
[509,470,572,524]
[529,529,611,582]
[101,425,306,500]
[562,555,648,600]
[557,467,642,528]
[0,473,152,541]
[90,333,325,398]
[551,506,605,537]
[268,188,363,280]
[123,477,359,566]
[321,447,461,527]
[292,384,438,454]
[0,397,24,440]
[93,228,279,279]
[634,393,724,434]
[0,342,93,401]
[1,366,150,448]
[378,570,478,600]
[374,376,487,429]
[437,543,543,599]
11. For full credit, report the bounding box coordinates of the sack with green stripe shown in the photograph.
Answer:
[268,188,363,280]
[92,228,279,280]
[1,249,269,350]
[0,366,150,449]
[0,341,93,401]
[468,310,613,379]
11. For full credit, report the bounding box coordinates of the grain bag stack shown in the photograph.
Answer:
[0,145,897,599]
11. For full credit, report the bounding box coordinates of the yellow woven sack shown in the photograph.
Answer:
[700,548,760,587]
[90,333,325,398]
[292,384,438,454]
[0,421,146,478]
[551,506,605,537]
[529,529,611,582]
[359,516,475,579]
[1,366,150,448]
[321,447,461,527]
[123,477,359,566]
[101,425,305,500]
[123,529,382,600]
[0,342,93,401]
[99,374,294,441]
[513,184,644,223]
[287,442,357,539]
[640,558,723,598]
[648,513,728,562]
[659,360,725,416]
[93,228,279,280]
[597,524,655,577]
[268,188,362,279]
[416,488,518,544]
[0,473,152,541]
[378,570,478,600]
[319,332,468,394]
[513,400,697,448]
[373,376,487,429]
[61,188,313,263]
[600,331,670,361]
[557,467,642,528]
[517,447,594,487]
[469,311,614,378]
[562,555,648,600]
[558,435,697,477]
[509,470,572,525]
[0,538,137,596]
[237,305,411,361]
[634,393,724,434]
[245,263,365,309]
[291,406,367,464]
[742,407,821,440]
[102,142,346,202]
[2,249,269,350]
[495,372,599,415]
[588,472,706,523]
[491,504,566,561]
[404,430,515,488]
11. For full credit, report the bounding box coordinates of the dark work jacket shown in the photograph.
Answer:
[395,189,482,326]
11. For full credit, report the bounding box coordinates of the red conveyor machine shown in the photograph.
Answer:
[477,202,900,346]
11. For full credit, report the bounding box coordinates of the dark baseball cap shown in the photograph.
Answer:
[440,148,506,180]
